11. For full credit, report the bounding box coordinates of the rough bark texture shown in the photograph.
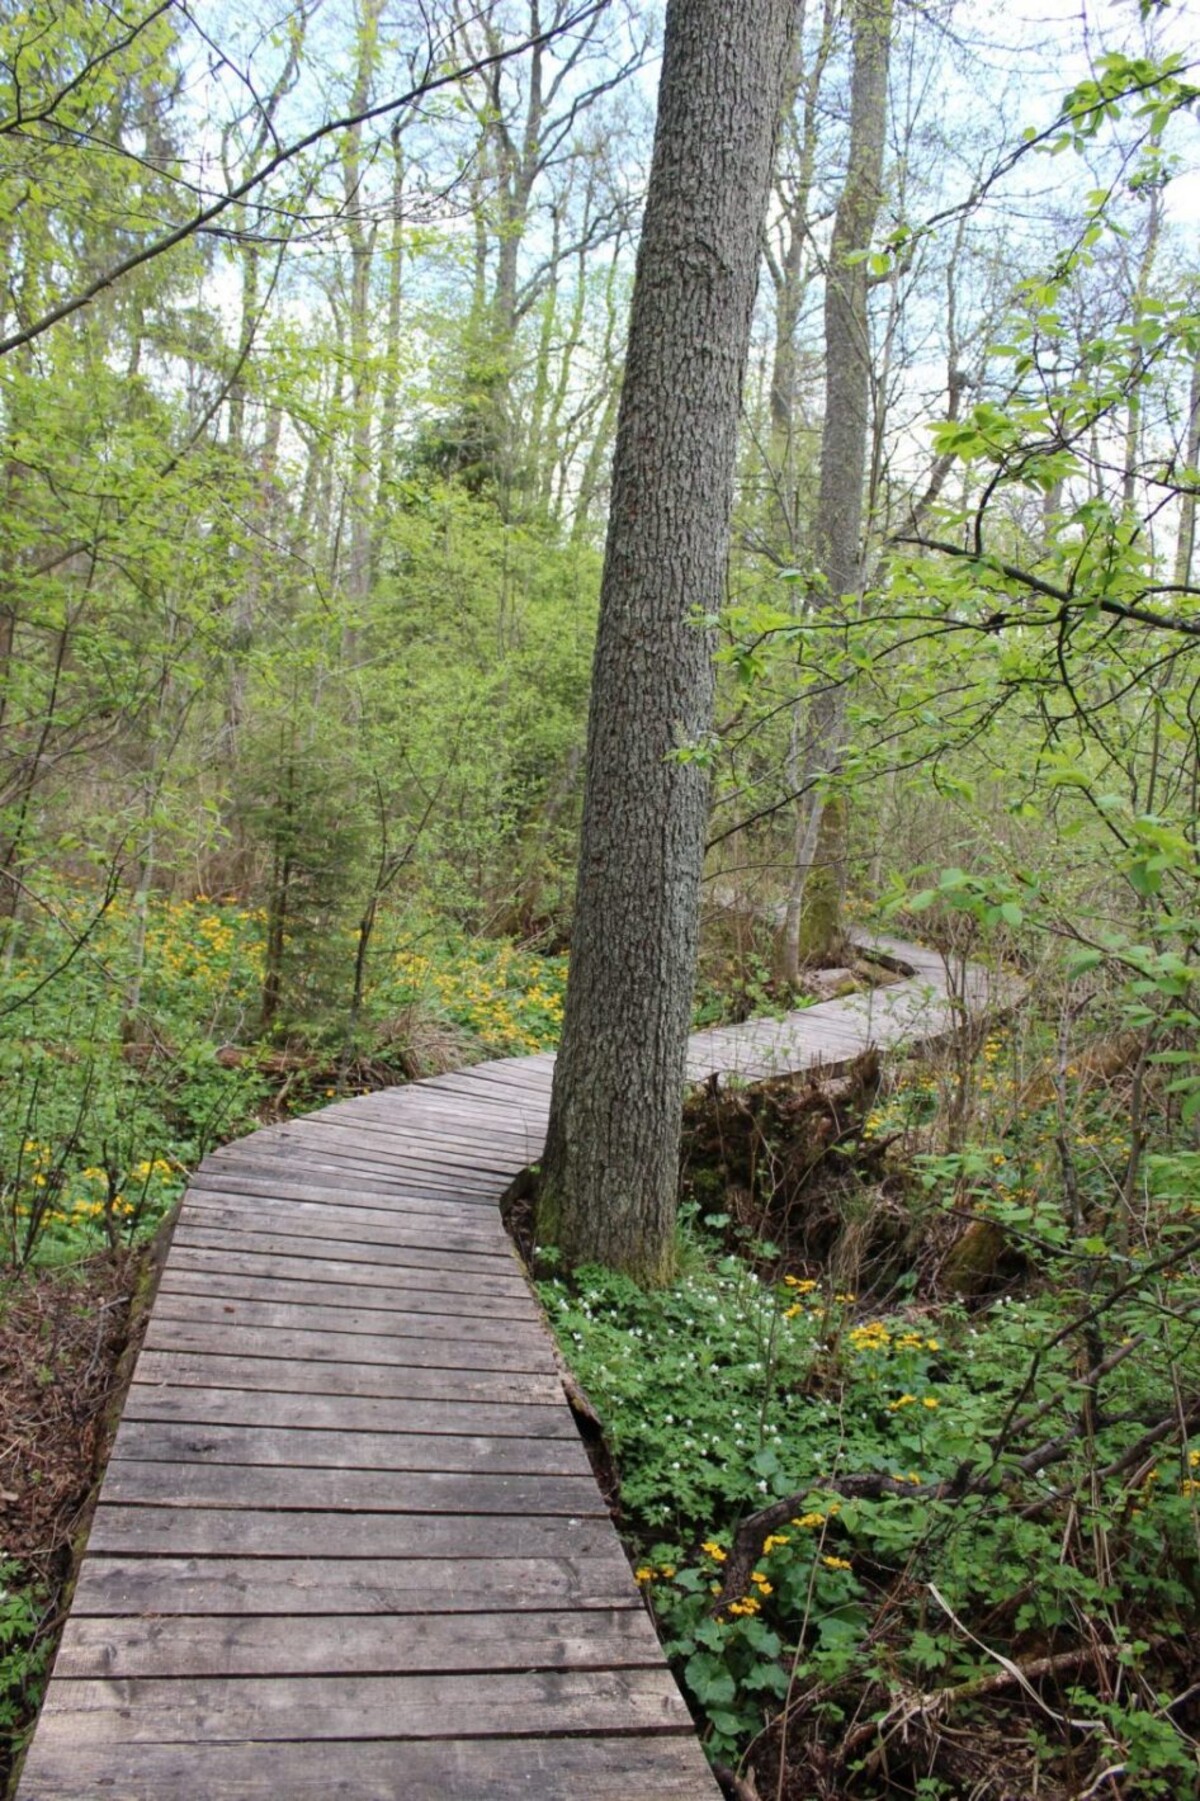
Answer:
[786,0,892,973]
[537,0,795,1281]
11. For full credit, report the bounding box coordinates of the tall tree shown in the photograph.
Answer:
[536,0,795,1281]
[781,0,893,973]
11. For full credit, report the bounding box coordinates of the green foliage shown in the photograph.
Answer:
[0,885,570,1267]
[542,1136,1200,1781]
[0,1563,49,1744]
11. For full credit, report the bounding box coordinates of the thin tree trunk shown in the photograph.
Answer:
[538,0,795,1282]
[783,0,892,976]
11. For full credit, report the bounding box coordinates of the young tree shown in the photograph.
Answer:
[536,0,795,1281]
[781,0,893,973]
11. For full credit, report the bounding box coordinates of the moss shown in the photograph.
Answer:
[797,790,848,966]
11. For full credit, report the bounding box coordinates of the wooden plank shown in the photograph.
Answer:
[122,1386,575,1441]
[160,1239,533,1296]
[71,1553,640,1619]
[197,1145,504,1188]
[150,1291,543,1348]
[168,1217,508,1275]
[181,1189,509,1239]
[53,1606,661,1679]
[18,1732,719,1800]
[422,1069,555,1103]
[334,1081,549,1118]
[202,1146,504,1197]
[190,1168,499,1218]
[143,1317,560,1376]
[324,1097,546,1141]
[279,1114,534,1166]
[197,1152,507,1201]
[131,1349,564,1406]
[175,1201,515,1261]
[159,1264,540,1321]
[187,1177,505,1228]
[35,1668,693,1744]
[253,1127,513,1186]
[85,1506,624,1561]
[112,1420,591,1478]
[269,1117,530,1177]
[101,1459,603,1516]
[423,1069,555,1102]
[199,1153,498,1207]
[162,1241,531,1300]
[168,1223,517,1280]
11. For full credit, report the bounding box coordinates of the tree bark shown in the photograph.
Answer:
[784,0,892,975]
[537,0,795,1282]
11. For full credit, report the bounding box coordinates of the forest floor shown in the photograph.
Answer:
[0,1247,159,1794]
[536,1041,1200,1800]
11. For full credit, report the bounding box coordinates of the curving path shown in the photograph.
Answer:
[17,933,1008,1799]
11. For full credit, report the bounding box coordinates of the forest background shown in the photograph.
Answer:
[1,0,1199,1795]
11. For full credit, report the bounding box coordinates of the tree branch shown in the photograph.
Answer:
[0,1,606,358]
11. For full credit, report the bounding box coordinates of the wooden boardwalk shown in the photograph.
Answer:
[18,933,1003,1799]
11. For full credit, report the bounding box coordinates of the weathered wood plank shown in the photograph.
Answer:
[162,1253,533,1311]
[164,1241,530,1297]
[181,1191,510,1245]
[85,1506,617,1561]
[122,1385,575,1441]
[190,1164,510,1214]
[190,1168,500,1217]
[143,1317,559,1376]
[323,1097,545,1141]
[36,1668,693,1744]
[184,1184,510,1234]
[328,1094,548,1135]
[268,1117,529,1177]
[159,1263,539,1320]
[174,1203,515,1262]
[112,1419,591,1478]
[162,1231,508,1289]
[421,1069,555,1103]
[71,1554,640,1618]
[54,1606,661,1679]
[151,1291,543,1347]
[246,1142,508,1194]
[132,1348,564,1406]
[101,1459,603,1517]
[161,1234,517,1288]
[198,1153,497,1206]
[18,1732,718,1800]
[198,1151,503,1201]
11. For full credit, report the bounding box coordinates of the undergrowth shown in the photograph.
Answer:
[0,888,568,1270]
[539,1052,1200,1799]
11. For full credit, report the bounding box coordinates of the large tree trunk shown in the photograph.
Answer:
[537,0,795,1282]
